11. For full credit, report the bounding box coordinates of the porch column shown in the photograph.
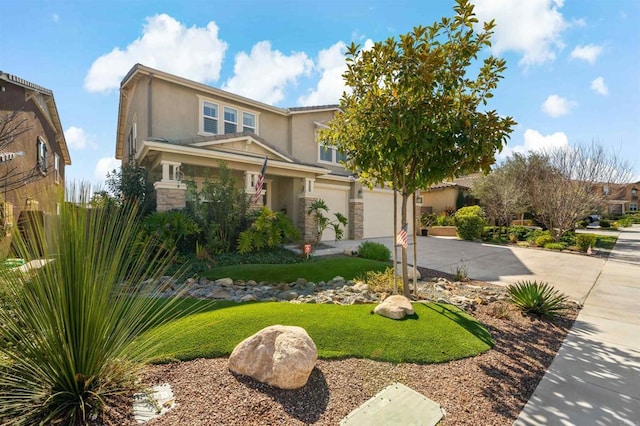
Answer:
[348,198,364,239]
[154,160,186,212]
[298,177,318,243]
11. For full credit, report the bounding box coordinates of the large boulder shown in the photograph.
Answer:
[374,295,415,320]
[228,325,317,389]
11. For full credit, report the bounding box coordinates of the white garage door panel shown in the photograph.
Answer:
[314,184,349,241]
[363,190,416,239]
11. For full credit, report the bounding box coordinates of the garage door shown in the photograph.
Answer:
[314,183,349,241]
[363,189,416,238]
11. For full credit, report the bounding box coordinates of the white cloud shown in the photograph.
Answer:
[64,126,96,150]
[298,41,347,106]
[472,0,567,67]
[590,76,608,95]
[298,38,375,106]
[498,128,569,161]
[542,94,576,117]
[222,41,312,105]
[95,157,120,182]
[570,44,603,64]
[84,14,228,93]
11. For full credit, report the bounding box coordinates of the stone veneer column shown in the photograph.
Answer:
[154,181,186,212]
[298,195,319,243]
[349,198,364,240]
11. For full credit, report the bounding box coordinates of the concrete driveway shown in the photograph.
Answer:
[330,236,607,304]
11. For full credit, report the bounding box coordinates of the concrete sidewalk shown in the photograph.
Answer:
[515,225,640,426]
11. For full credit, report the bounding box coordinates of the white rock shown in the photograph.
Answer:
[374,295,415,320]
[215,277,234,287]
[396,268,421,280]
[228,325,317,389]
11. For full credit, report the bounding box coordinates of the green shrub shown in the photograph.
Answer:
[434,212,456,226]
[508,225,532,241]
[618,217,633,228]
[534,234,555,248]
[599,219,610,228]
[139,210,200,253]
[544,242,566,251]
[576,234,597,252]
[507,280,568,318]
[237,207,299,254]
[358,241,391,261]
[454,205,486,241]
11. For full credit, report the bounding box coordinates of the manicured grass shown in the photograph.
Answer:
[144,300,494,364]
[201,256,390,282]
[591,234,617,250]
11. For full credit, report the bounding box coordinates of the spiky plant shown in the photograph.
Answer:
[0,184,190,425]
[507,280,568,318]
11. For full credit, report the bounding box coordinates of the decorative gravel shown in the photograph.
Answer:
[100,268,577,425]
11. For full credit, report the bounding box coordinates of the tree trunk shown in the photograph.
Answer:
[401,191,409,297]
[412,192,418,295]
[392,180,398,295]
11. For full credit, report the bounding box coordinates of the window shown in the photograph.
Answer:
[603,185,610,195]
[203,101,218,134]
[318,143,346,165]
[37,136,47,174]
[127,123,137,160]
[630,203,638,212]
[54,153,60,183]
[224,107,238,134]
[243,112,256,133]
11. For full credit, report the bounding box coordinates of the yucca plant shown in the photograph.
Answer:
[507,280,568,318]
[0,184,191,425]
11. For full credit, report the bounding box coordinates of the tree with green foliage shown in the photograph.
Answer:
[184,162,250,254]
[321,0,516,296]
[106,159,156,217]
[306,199,348,244]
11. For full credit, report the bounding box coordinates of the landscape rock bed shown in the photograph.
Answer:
[147,273,509,310]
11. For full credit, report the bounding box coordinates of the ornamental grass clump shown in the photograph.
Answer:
[0,184,191,425]
[507,280,568,318]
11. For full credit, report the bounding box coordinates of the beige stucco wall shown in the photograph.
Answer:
[122,77,149,164]
[421,188,458,214]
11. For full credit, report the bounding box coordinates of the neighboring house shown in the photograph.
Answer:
[0,71,71,238]
[115,64,415,241]
[419,173,480,215]
[598,182,639,215]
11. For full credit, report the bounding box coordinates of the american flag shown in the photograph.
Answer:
[253,156,268,204]
[396,223,408,248]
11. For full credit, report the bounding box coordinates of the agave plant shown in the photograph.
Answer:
[507,280,568,318]
[0,184,189,425]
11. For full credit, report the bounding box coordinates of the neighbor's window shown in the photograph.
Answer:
[224,107,238,134]
[54,153,60,182]
[630,203,638,212]
[203,101,219,134]
[37,136,47,174]
[243,112,256,133]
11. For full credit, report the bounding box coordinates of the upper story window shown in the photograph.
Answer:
[603,184,610,195]
[318,143,346,165]
[203,101,219,134]
[127,123,137,161]
[37,136,47,174]
[54,153,60,183]
[199,96,259,136]
[224,107,238,134]
[243,112,256,133]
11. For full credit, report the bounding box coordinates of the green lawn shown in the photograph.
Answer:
[144,300,494,364]
[202,257,390,282]
[592,234,617,250]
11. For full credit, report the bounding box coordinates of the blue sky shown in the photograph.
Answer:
[1,0,639,185]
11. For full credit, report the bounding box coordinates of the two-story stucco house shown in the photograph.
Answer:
[0,71,71,239]
[115,64,415,241]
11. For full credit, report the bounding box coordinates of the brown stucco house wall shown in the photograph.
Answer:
[0,71,71,240]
